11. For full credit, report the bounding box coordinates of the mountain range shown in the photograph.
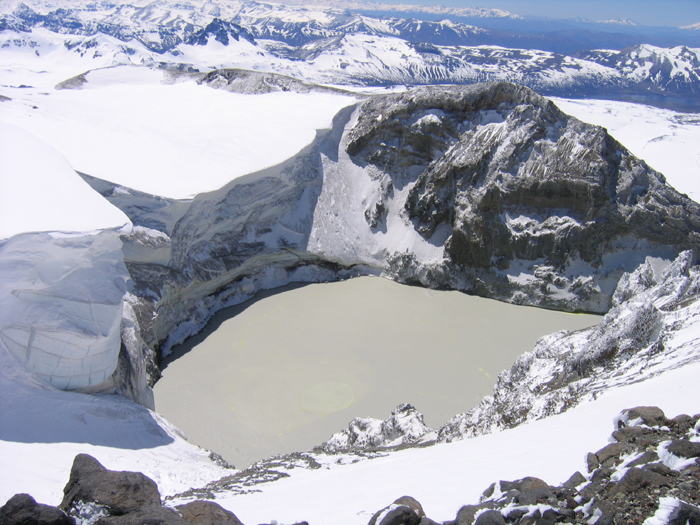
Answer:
[2,0,700,110]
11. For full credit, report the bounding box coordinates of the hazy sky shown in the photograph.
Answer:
[374,0,699,28]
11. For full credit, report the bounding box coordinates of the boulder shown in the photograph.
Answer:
[595,442,627,465]
[94,506,187,525]
[0,494,74,525]
[368,506,421,525]
[175,501,244,525]
[473,510,505,525]
[60,454,161,515]
[451,503,495,525]
[667,502,700,525]
[667,440,700,459]
[613,467,671,494]
[368,496,425,525]
[617,406,668,428]
[562,471,586,489]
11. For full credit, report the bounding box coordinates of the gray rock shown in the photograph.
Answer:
[586,452,601,473]
[368,505,421,525]
[514,487,554,505]
[562,471,586,489]
[368,497,426,525]
[175,501,244,525]
[613,467,671,494]
[473,510,505,525]
[60,454,161,515]
[95,506,187,525]
[452,503,495,525]
[0,494,74,525]
[595,443,626,465]
[667,440,700,459]
[667,502,700,525]
[627,450,660,467]
[618,406,669,428]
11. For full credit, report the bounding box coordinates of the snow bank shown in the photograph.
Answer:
[0,342,230,506]
[0,230,128,390]
[0,122,130,240]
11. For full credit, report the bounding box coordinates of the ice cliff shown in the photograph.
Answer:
[0,231,127,391]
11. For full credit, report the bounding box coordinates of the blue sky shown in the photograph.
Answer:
[375,0,700,28]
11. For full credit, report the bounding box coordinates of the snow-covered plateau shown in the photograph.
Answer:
[2,1,700,523]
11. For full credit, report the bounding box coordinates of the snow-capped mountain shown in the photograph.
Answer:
[600,17,639,27]
[2,0,700,109]
[2,0,700,523]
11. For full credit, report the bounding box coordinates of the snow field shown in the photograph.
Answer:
[1,66,358,199]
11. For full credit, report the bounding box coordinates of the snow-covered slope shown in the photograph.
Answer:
[0,66,357,199]
[199,362,700,525]
[551,97,700,202]
[1,3,699,520]
[2,250,699,524]
[0,123,129,240]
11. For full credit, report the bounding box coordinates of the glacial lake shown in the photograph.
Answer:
[153,276,602,468]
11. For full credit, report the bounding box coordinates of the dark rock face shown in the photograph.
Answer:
[95,506,188,525]
[0,494,74,525]
[347,82,700,312]
[60,454,161,515]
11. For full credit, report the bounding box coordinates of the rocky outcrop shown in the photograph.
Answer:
[60,454,162,516]
[197,69,352,96]
[7,407,697,525]
[343,82,700,312]
[320,404,436,453]
[0,454,246,525]
[0,494,74,525]
[82,82,700,385]
[443,407,700,525]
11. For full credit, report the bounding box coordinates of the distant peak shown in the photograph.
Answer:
[267,0,522,19]
[681,21,700,30]
[600,17,638,26]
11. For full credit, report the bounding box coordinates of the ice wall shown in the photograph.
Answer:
[0,230,128,390]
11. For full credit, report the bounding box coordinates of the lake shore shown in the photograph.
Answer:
[154,276,602,468]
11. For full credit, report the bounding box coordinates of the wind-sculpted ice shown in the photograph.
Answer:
[0,231,128,391]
